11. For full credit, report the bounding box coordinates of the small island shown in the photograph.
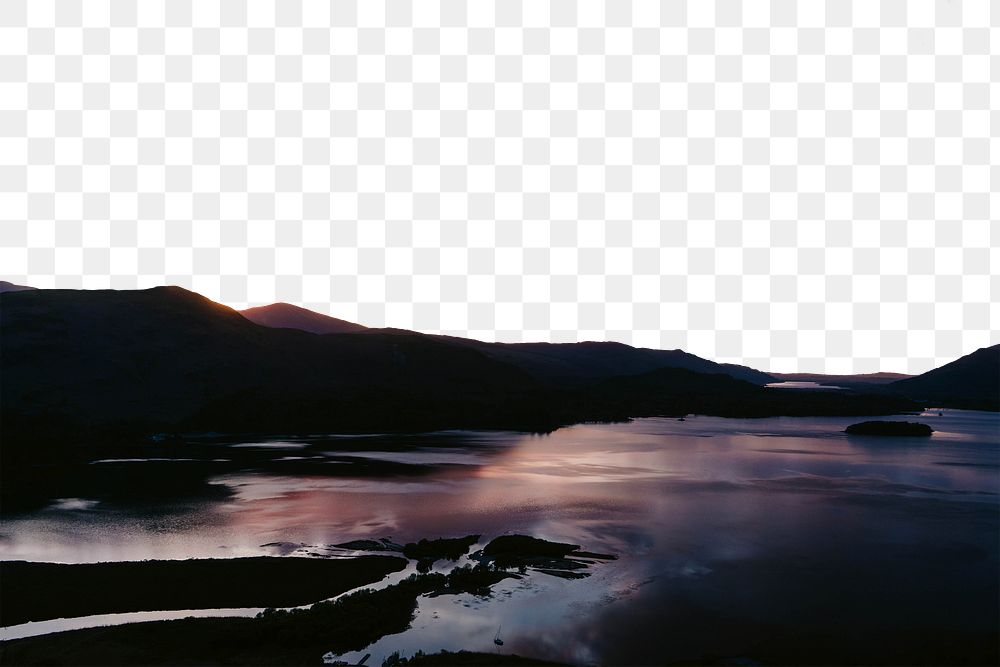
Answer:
[845,421,934,436]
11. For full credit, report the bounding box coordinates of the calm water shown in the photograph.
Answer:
[2,410,998,664]
[764,381,844,390]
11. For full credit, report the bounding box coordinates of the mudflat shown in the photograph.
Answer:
[0,556,407,626]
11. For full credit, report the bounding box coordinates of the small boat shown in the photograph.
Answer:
[494,625,504,647]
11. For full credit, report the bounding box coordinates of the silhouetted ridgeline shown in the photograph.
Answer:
[425,337,776,385]
[1,287,986,450]
[241,301,370,334]
[771,348,999,412]
[0,280,37,293]
[1,287,549,441]
[244,296,774,384]
[886,344,1000,411]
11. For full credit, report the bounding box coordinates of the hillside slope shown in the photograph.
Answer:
[240,302,369,334]
[444,338,776,385]
[241,301,776,385]
[0,280,37,293]
[0,287,549,438]
[889,345,1000,409]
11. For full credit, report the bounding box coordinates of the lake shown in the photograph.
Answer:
[2,409,998,665]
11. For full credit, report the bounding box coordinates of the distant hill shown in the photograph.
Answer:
[889,345,1000,410]
[770,372,913,385]
[240,302,775,386]
[0,280,37,293]
[240,302,368,334]
[437,338,776,386]
[586,367,921,420]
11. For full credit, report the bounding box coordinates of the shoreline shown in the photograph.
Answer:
[0,536,612,666]
[0,556,407,627]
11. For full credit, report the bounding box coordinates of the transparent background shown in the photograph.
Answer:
[1,0,997,374]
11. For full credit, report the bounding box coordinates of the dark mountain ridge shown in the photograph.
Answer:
[0,280,37,293]
[240,302,369,334]
[434,337,775,386]
[888,344,1000,410]
[1,287,547,439]
[0,286,955,448]
[236,300,775,386]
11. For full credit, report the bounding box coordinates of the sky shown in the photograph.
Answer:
[1,0,997,374]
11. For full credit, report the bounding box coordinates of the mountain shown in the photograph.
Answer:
[889,345,1000,410]
[241,302,775,386]
[0,280,37,293]
[436,338,776,386]
[240,302,368,334]
[0,287,924,446]
[770,372,913,385]
[0,287,549,439]
[719,362,778,384]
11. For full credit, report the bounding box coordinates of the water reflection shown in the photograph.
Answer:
[1,410,998,664]
[765,381,845,390]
